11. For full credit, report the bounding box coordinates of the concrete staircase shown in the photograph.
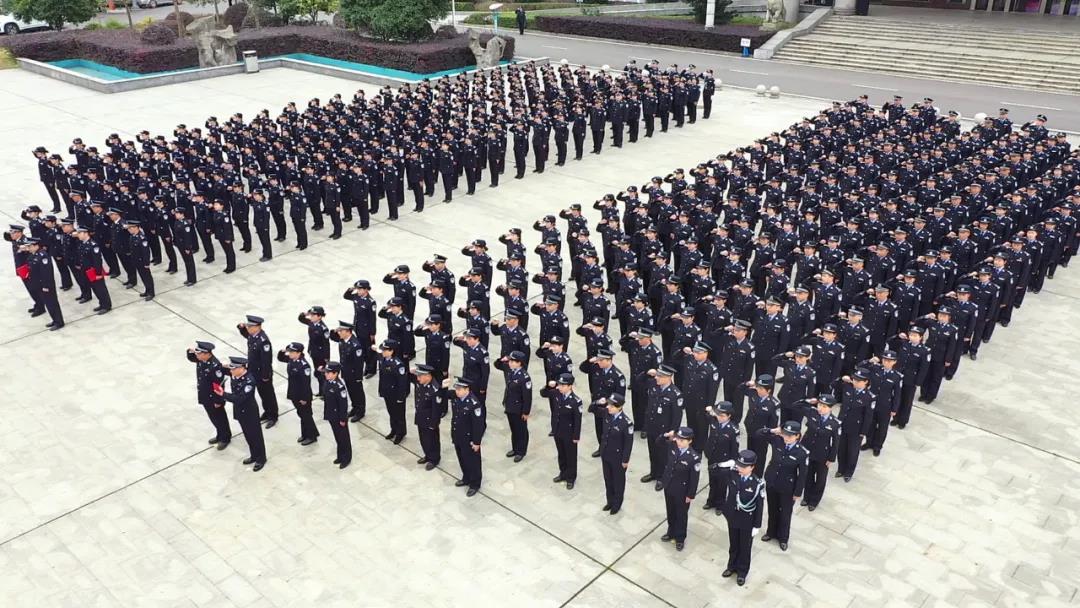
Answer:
[772,16,1080,94]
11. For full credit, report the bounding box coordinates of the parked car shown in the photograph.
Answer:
[0,12,50,35]
[135,0,178,7]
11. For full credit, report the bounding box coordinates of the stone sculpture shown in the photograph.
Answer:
[468,29,506,70]
[186,16,239,68]
[763,0,786,29]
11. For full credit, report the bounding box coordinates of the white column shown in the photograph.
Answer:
[705,0,716,28]
[834,0,856,15]
[784,0,801,22]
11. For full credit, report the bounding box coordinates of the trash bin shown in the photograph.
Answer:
[243,50,259,74]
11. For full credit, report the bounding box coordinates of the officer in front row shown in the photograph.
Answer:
[756,420,809,551]
[722,450,765,586]
[24,237,65,330]
[448,377,486,497]
[795,395,841,511]
[599,394,633,515]
[551,373,582,490]
[411,364,446,470]
[277,342,317,446]
[213,356,267,472]
[658,426,701,552]
[702,401,740,514]
[321,361,352,469]
[186,340,230,449]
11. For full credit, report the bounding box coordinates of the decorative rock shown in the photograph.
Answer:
[769,85,781,98]
[468,29,506,69]
[756,84,767,96]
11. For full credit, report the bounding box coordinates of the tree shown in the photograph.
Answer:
[279,0,336,24]
[339,0,448,41]
[1,0,100,30]
[688,0,735,26]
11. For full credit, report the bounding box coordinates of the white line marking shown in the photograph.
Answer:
[542,45,568,50]
[629,56,654,61]
[1000,101,1063,111]
[730,69,769,75]
[852,84,899,92]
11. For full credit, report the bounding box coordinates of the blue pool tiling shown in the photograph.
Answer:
[47,55,513,82]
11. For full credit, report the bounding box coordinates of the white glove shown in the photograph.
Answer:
[751,528,760,538]
[719,460,734,468]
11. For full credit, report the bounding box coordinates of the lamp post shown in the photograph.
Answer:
[490,3,504,34]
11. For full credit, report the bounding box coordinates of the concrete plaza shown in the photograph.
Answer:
[0,68,1078,607]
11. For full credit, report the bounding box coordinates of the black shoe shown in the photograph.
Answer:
[779,542,789,551]
[513,454,524,463]
[640,474,654,483]
[392,435,403,445]
[425,462,437,471]
[184,281,195,286]
[465,488,479,497]
[834,471,843,478]
[722,569,734,578]
[77,297,91,303]
[243,457,255,465]
[143,294,154,301]
[264,419,277,429]
[96,308,111,315]
[675,541,684,551]
[48,323,64,331]
[898,423,906,429]
[455,480,468,487]
[640,431,647,439]
[608,508,619,515]
[93,306,103,312]
[602,504,611,511]
[209,437,219,445]
[565,481,574,490]
[800,499,807,506]
[591,449,601,458]
[736,577,746,586]
[223,268,235,274]
[660,534,673,542]
[350,414,363,423]
[702,502,714,510]
[333,459,340,464]
[338,461,350,469]
[363,371,377,380]
[860,444,872,451]
[300,438,316,446]
[889,420,899,427]
[808,504,816,511]
[417,457,428,464]
[761,535,773,542]
[873,449,881,457]
[969,352,977,361]
[844,476,852,483]
[552,476,564,483]
[216,441,229,451]
[30,309,45,317]
[654,481,663,492]
[547,431,554,437]
[506,450,517,458]
[253,462,265,472]
[384,432,395,440]
[259,257,271,262]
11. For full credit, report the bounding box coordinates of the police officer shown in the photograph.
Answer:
[321,361,352,468]
[343,279,378,376]
[861,351,902,456]
[74,225,112,314]
[794,395,841,511]
[278,342,317,445]
[642,364,684,490]
[171,207,198,286]
[214,357,267,471]
[125,220,154,300]
[721,450,765,586]
[331,320,367,421]
[756,421,808,551]
[619,327,663,431]
[551,373,583,489]
[453,328,491,406]
[836,369,874,482]
[413,314,451,383]
[580,348,626,455]
[23,238,64,330]
[702,401,740,514]
[718,320,755,423]
[237,315,278,428]
[678,341,720,442]
[658,427,701,551]
[494,350,533,462]
[210,199,236,273]
[599,393,633,514]
[892,326,931,429]
[743,375,780,477]
[448,377,486,497]
[186,341,230,449]
[288,181,309,248]
[752,297,790,379]
[411,364,446,470]
[377,339,411,444]
[298,306,331,397]
[772,345,817,422]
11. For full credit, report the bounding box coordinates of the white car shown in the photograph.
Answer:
[1,12,50,35]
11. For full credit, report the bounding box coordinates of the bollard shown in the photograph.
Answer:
[560,58,569,65]
[769,85,780,99]
[243,50,259,74]
[755,84,767,97]
[715,78,722,91]
[601,64,610,71]
[974,112,987,122]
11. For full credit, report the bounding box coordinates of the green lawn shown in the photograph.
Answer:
[0,48,16,69]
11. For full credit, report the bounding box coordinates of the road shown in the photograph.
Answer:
[506,28,1080,131]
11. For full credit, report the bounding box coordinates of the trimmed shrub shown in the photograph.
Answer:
[141,22,179,46]
[1,26,515,74]
[533,15,771,52]
[222,2,250,32]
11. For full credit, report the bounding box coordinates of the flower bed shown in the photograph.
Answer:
[2,26,516,75]
[533,15,772,52]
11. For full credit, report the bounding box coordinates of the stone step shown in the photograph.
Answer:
[812,23,1080,51]
[826,16,1080,40]
[773,48,1080,93]
[787,38,1080,73]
